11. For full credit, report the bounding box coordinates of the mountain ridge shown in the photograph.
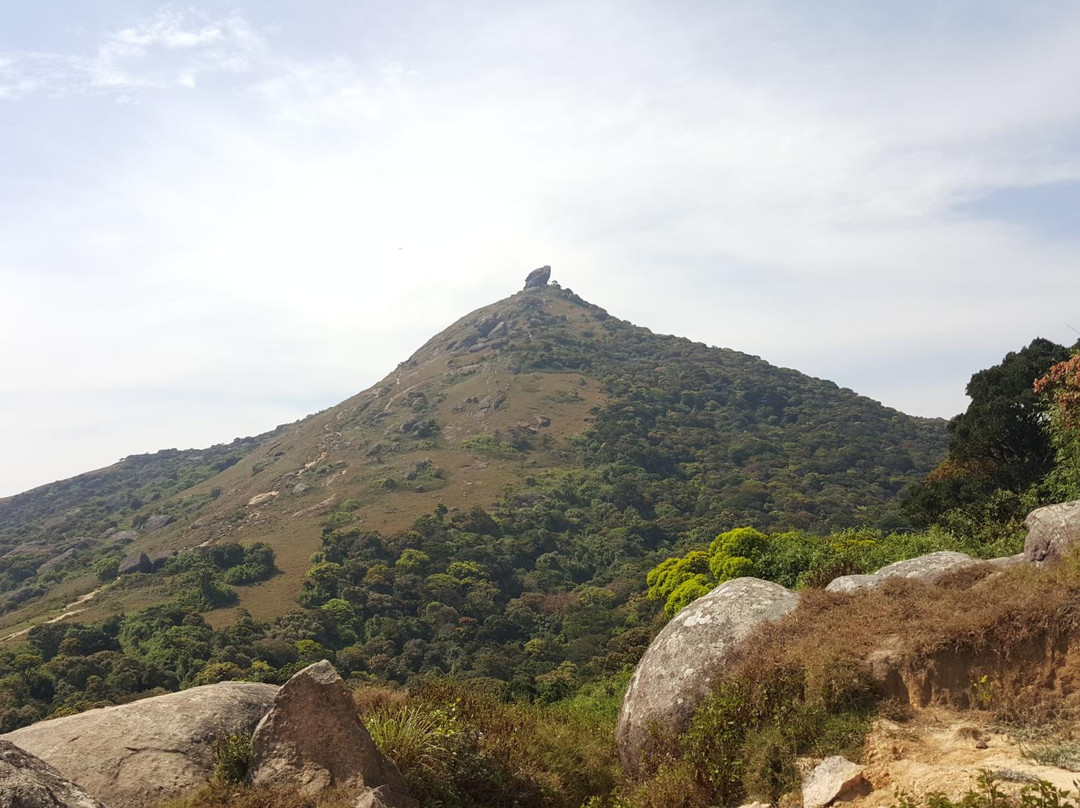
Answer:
[0,280,947,634]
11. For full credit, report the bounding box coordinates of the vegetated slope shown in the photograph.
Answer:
[0,283,946,633]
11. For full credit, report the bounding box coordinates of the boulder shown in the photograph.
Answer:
[523,265,551,288]
[141,515,174,532]
[0,739,106,808]
[247,491,279,507]
[110,530,139,543]
[1,682,278,808]
[826,551,978,593]
[117,551,151,576]
[249,661,415,806]
[1025,500,1080,564]
[802,756,868,808]
[825,574,878,593]
[616,578,800,772]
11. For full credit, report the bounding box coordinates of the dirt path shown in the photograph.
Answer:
[852,709,1079,806]
[0,585,107,643]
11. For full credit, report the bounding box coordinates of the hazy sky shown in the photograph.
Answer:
[2,2,1079,497]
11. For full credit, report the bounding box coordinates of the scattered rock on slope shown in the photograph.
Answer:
[117,551,151,576]
[0,739,106,808]
[1025,500,1080,564]
[1,682,278,808]
[616,577,800,772]
[826,551,978,592]
[249,660,416,807]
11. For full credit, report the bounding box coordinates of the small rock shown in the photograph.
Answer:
[976,741,989,749]
[248,491,279,507]
[1025,501,1080,565]
[293,483,312,495]
[249,661,414,806]
[802,756,869,808]
[111,529,139,543]
[0,739,106,808]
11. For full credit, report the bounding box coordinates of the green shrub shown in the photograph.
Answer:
[212,733,252,784]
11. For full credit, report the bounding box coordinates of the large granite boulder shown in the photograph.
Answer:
[616,578,800,772]
[826,551,978,592]
[1025,500,1080,565]
[0,740,106,808]
[249,661,415,807]
[523,265,551,288]
[1,682,277,808]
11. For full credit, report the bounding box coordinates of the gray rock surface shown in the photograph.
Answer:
[249,661,415,806]
[2,682,277,808]
[117,551,151,576]
[1025,500,1080,564]
[616,577,800,771]
[524,265,551,288]
[0,740,106,808]
[826,551,978,593]
[802,756,868,808]
[141,514,174,532]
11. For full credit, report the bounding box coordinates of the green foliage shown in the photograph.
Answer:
[893,770,1079,808]
[212,733,252,784]
[461,434,523,459]
[903,338,1075,534]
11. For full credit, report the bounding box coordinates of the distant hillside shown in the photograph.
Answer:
[0,280,947,634]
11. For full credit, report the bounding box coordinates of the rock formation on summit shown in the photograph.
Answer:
[523,265,551,288]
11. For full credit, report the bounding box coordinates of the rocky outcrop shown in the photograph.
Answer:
[616,578,800,771]
[802,756,868,808]
[1025,500,1080,564]
[247,491,279,507]
[0,740,106,808]
[249,661,415,807]
[117,551,151,576]
[826,551,978,592]
[2,682,277,808]
[523,265,551,288]
[141,514,174,532]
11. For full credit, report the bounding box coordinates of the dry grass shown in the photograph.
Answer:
[729,556,1080,720]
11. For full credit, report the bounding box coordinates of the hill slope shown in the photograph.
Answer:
[0,280,947,633]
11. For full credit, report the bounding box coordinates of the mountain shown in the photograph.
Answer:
[0,278,947,637]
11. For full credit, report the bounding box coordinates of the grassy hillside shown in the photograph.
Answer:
[0,283,945,638]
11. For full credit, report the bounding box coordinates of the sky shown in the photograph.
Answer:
[1,1,1079,497]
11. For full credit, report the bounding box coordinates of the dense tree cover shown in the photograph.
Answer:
[902,338,1080,539]
[501,290,947,533]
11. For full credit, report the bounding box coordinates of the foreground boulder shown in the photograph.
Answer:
[826,551,978,592]
[249,660,415,807]
[616,578,800,771]
[1,682,277,808]
[0,740,106,808]
[1025,500,1080,564]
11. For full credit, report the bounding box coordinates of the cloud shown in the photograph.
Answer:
[2,1,1080,494]
[0,7,264,98]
